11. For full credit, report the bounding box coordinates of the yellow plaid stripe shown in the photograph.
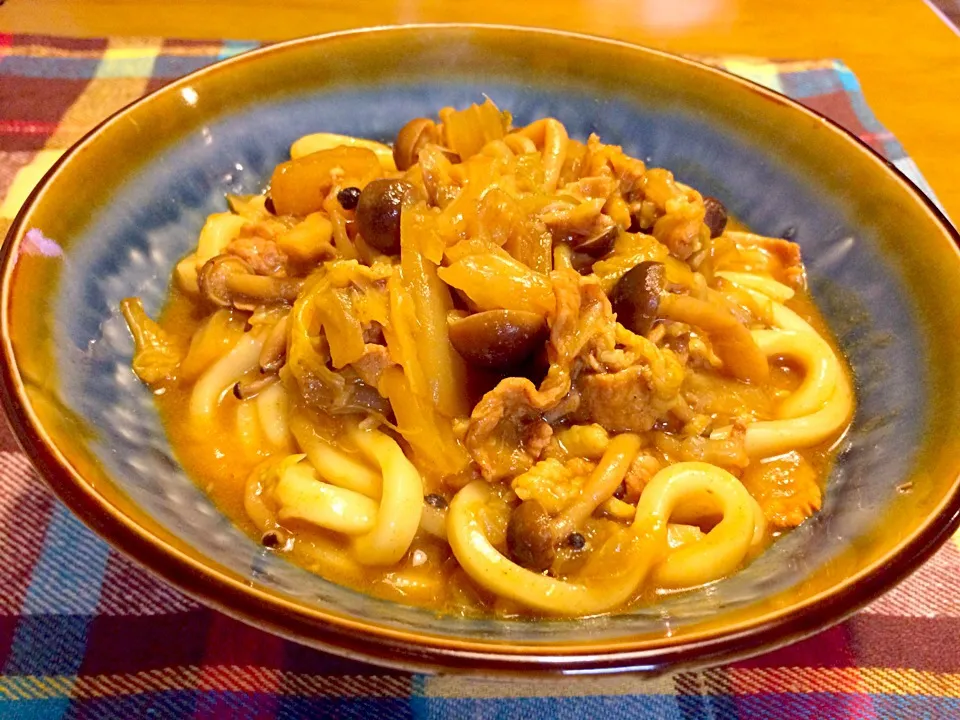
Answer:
[0,150,64,221]
[700,57,838,95]
[419,668,960,699]
[41,38,162,151]
[423,672,679,698]
[0,674,77,700]
[0,669,410,700]
[95,37,164,78]
[727,667,960,697]
[0,43,227,61]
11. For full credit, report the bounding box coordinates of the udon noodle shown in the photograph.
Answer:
[122,100,853,617]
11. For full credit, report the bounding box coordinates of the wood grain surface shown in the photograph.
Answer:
[2,0,957,220]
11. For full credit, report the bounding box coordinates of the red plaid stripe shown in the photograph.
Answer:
[0,32,955,720]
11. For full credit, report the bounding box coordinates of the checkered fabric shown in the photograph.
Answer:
[1,34,958,719]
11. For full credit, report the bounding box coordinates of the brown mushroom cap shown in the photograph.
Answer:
[355,179,422,254]
[571,222,619,258]
[703,196,729,238]
[448,309,549,370]
[506,500,557,572]
[393,117,440,171]
[609,261,666,336]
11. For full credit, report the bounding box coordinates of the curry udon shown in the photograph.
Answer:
[122,100,853,617]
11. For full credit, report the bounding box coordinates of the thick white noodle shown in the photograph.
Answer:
[448,462,759,614]
[711,283,853,456]
[256,382,292,447]
[642,463,765,588]
[289,133,397,171]
[517,118,568,192]
[275,462,379,536]
[349,429,423,566]
[189,332,264,421]
[290,415,383,499]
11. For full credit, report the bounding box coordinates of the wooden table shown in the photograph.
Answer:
[2,0,958,221]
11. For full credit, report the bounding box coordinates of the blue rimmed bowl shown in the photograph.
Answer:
[2,25,960,675]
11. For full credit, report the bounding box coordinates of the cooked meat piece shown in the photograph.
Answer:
[362,321,386,345]
[465,377,566,481]
[468,269,685,452]
[572,365,676,433]
[573,175,618,200]
[608,149,647,198]
[620,452,662,502]
[628,199,659,232]
[525,420,555,460]
[754,235,804,288]
[512,457,594,514]
[652,204,704,261]
[739,450,821,528]
[575,134,646,198]
[294,352,392,419]
[345,379,393,417]
[464,269,616,480]
[586,347,633,373]
[549,271,617,373]
[539,197,607,241]
[654,420,750,471]
[719,231,806,289]
[350,343,395,388]
[227,235,289,277]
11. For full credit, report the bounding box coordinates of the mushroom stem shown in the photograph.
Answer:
[259,315,290,373]
[198,255,305,311]
[551,433,643,539]
[226,274,303,304]
[233,373,280,400]
[393,117,440,171]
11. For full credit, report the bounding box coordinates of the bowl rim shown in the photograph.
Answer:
[3,23,960,676]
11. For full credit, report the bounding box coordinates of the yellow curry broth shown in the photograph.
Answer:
[133,112,854,616]
[157,289,474,610]
[154,272,850,616]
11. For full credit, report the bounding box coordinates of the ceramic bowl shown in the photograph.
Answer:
[2,25,960,675]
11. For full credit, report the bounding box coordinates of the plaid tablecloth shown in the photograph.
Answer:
[1,34,958,719]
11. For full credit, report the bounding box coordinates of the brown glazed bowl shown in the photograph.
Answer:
[2,26,960,675]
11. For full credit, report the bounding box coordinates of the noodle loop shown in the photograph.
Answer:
[124,102,853,617]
